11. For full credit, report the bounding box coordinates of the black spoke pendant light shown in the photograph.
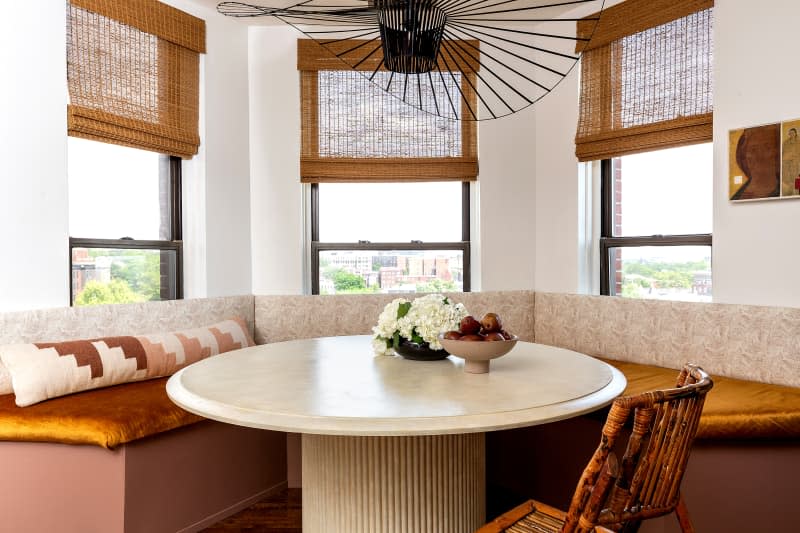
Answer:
[218,0,605,120]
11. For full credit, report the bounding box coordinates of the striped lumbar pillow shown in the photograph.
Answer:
[0,317,254,407]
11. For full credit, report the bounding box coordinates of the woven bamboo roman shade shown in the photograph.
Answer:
[298,39,478,183]
[67,0,205,159]
[575,0,713,162]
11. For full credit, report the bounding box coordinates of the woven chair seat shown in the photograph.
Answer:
[479,500,614,533]
[509,503,564,533]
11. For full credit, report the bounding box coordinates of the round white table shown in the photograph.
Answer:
[167,335,625,533]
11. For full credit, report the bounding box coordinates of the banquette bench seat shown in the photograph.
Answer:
[0,296,287,533]
[2,360,798,449]
[491,291,800,533]
[0,378,201,448]
[604,359,800,441]
[0,290,797,533]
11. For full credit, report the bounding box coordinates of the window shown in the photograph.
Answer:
[68,137,182,306]
[600,143,712,301]
[299,40,477,294]
[311,182,470,294]
[64,0,203,306]
[575,0,714,301]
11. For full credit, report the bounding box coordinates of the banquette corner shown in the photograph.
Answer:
[0,291,798,532]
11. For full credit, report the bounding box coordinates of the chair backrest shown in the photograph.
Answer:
[561,364,713,533]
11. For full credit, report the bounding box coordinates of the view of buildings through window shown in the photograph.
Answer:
[604,143,713,302]
[71,247,177,306]
[68,137,181,306]
[314,182,468,294]
[319,250,464,295]
[307,63,474,295]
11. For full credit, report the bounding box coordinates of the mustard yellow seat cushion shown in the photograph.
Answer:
[0,377,203,449]
[603,359,800,440]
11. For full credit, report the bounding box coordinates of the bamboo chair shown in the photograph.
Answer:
[477,364,713,533]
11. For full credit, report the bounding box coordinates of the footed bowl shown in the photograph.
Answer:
[438,334,518,373]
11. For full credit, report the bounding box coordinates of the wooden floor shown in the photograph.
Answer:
[202,488,302,532]
[200,485,513,531]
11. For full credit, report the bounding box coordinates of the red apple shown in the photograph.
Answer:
[443,330,462,340]
[460,334,484,342]
[459,316,482,335]
[480,312,503,332]
[483,332,505,341]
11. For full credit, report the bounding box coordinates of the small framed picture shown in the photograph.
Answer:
[781,120,800,198]
[729,123,781,201]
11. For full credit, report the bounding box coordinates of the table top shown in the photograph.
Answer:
[167,335,626,436]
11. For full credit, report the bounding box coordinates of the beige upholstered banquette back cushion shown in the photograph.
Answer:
[3,290,796,388]
[0,296,256,344]
[534,292,800,388]
[254,291,535,345]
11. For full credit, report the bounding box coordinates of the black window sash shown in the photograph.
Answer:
[68,155,183,305]
[599,158,712,296]
[310,182,471,295]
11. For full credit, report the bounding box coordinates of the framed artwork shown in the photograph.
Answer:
[730,118,800,201]
[781,120,800,197]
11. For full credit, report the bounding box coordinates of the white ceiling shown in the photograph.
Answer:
[186,1,585,26]
[187,0,284,25]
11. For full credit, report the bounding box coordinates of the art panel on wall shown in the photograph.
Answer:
[781,120,800,198]
[730,119,800,201]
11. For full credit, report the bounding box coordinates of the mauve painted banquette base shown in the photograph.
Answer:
[0,421,287,533]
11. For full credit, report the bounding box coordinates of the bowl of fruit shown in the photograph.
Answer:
[438,313,518,374]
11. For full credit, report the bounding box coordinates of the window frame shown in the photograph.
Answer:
[599,158,712,296]
[69,154,183,305]
[310,182,471,295]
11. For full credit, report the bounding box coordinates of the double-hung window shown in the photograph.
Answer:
[65,0,204,305]
[599,145,713,300]
[576,0,714,301]
[68,138,183,305]
[298,39,478,295]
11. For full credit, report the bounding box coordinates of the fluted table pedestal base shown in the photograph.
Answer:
[302,433,485,533]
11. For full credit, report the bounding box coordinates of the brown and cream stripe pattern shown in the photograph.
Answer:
[0,317,254,406]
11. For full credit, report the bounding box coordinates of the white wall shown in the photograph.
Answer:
[0,1,253,312]
[531,0,606,295]
[196,5,253,298]
[248,27,305,295]
[533,68,585,294]
[0,3,69,311]
[0,3,561,311]
[168,0,253,299]
[246,28,538,294]
[711,0,800,307]
[12,1,796,310]
[478,112,538,290]
[533,0,800,308]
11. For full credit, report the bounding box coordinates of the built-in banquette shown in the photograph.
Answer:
[0,296,285,533]
[0,291,798,532]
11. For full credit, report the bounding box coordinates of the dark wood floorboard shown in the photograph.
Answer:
[202,488,302,532]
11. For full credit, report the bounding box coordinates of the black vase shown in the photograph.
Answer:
[394,339,449,361]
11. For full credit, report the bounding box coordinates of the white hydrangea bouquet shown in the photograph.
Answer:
[372,293,468,356]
